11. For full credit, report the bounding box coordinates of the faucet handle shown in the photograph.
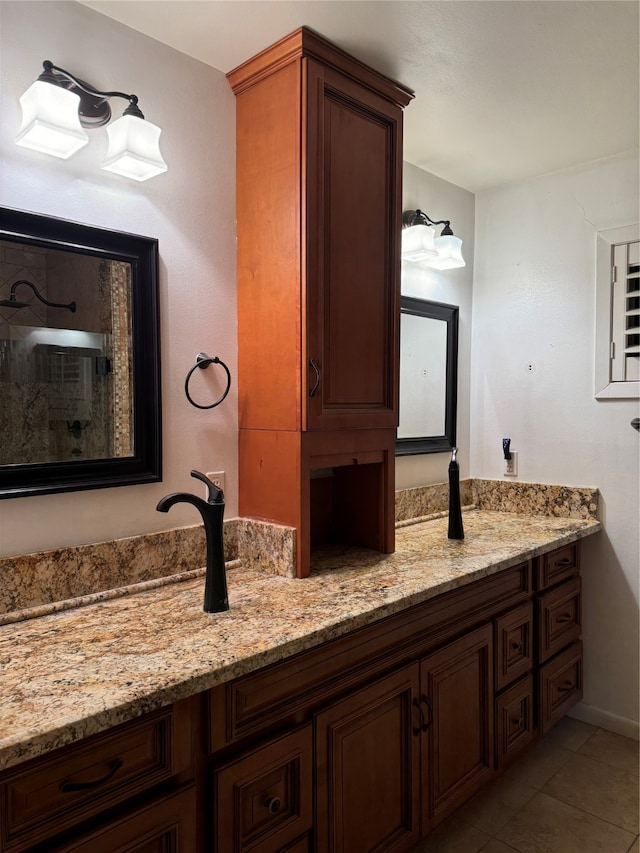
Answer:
[190,469,224,503]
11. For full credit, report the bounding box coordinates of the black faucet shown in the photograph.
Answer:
[156,470,229,613]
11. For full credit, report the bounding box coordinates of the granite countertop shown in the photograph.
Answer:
[0,509,600,773]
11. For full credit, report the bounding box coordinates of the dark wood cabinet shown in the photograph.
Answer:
[495,675,536,769]
[213,726,313,853]
[420,625,494,833]
[315,665,421,853]
[536,576,582,663]
[0,543,587,853]
[50,786,197,853]
[0,700,193,853]
[229,28,413,577]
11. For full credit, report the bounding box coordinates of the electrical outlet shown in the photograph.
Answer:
[504,451,518,477]
[205,471,225,494]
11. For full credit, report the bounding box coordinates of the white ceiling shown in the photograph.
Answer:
[81,0,639,192]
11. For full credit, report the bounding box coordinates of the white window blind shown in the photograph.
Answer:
[611,240,640,382]
[595,224,640,399]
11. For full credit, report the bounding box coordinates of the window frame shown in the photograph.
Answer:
[594,223,640,400]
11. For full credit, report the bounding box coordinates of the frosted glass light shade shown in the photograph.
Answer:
[101,114,167,182]
[401,224,437,262]
[424,234,466,270]
[15,80,88,159]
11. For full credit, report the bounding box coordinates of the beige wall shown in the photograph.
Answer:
[0,0,237,556]
[472,151,640,735]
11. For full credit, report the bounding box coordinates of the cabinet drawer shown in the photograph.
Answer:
[535,542,580,591]
[495,675,535,769]
[213,726,312,853]
[0,701,192,852]
[208,562,530,750]
[495,602,533,692]
[538,642,583,734]
[50,785,197,852]
[537,577,581,663]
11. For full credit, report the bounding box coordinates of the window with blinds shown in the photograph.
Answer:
[595,224,640,399]
[611,240,640,383]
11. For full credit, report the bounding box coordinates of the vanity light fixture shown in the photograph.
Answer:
[402,209,466,270]
[15,61,167,182]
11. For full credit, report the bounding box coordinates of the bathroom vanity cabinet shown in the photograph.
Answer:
[0,700,197,852]
[206,542,581,852]
[0,542,584,853]
[229,28,413,576]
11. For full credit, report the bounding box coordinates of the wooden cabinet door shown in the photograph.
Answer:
[304,59,402,432]
[420,624,494,833]
[315,664,421,853]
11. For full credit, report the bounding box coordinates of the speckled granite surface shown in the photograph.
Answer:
[0,481,599,621]
[0,509,600,772]
[0,521,239,618]
[395,479,598,523]
[236,518,297,578]
[471,480,599,519]
[395,479,474,522]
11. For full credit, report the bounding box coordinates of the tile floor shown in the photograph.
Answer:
[414,717,639,853]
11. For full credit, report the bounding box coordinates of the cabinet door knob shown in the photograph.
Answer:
[59,758,123,793]
[264,796,281,815]
[512,641,524,654]
[511,717,525,730]
[309,358,321,397]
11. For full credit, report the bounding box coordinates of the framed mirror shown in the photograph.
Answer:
[396,297,458,455]
[0,207,161,498]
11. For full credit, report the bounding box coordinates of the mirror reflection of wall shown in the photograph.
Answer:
[398,313,447,438]
[0,241,133,465]
[396,297,459,455]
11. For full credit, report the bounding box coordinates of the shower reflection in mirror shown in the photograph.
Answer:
[0,241,133,466]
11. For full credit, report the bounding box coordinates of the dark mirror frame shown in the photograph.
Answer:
[396,296,459,456]
[0,206,162,499]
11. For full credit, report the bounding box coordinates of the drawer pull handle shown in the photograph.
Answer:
[555,613,573,624]
[59,758,123,793]
[420,694,434,731]
[309,359,320,397]
[554,558,572,568]
[557,680,574,693]
[412,696,425,735]
[265,796,281,815]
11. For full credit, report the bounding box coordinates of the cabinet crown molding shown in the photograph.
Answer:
[227,25,415,106]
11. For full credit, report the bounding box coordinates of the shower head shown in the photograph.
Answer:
[0,297,29,308]
[0,280,76,313]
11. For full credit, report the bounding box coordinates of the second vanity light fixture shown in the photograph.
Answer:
[401,209,466,270]
[15,61,167,182]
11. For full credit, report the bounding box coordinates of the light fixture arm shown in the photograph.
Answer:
[402,209,455,236]
[40,60,145,125]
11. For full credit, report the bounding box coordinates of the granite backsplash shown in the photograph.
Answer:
[0,478,599,621]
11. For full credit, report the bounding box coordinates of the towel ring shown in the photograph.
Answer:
[184,353,231,410]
